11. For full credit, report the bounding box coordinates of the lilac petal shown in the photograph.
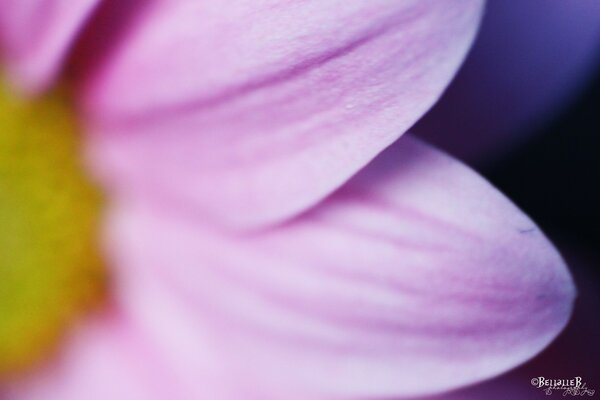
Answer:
[5,311,245,400]
[5,313,165,400]
[423,249,600,400]
[104,135,575,398]
[414,0,600,163]
[0,0,101,93]
[82,0,484,229]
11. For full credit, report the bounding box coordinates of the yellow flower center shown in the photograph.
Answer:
[0,79,106,377]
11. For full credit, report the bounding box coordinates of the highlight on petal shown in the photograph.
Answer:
[83,0,484,229]
[0,0,101,92]
[4,313,161,400]
[414,0,600,163]
[102,135,575,399]
[4,311,248,400]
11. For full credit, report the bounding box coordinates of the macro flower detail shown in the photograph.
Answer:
[0,82,105,375]
[0,0,583,399]
[104,137,575,398]
[0,0,101,92]
[81,0,485,229]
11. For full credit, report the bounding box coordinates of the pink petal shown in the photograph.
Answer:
[82,0,484,229]
[5,310,245,400]
[0,0,101,92]
[5,312,162,400]
[103,135,575,398]
[424,248,600,399]
[414,0,600,163]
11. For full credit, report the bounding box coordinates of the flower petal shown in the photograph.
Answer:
[414,0,600,163]
[5,313,161,400]
[82,0,484,229]
[424,249,600,399]
[105,135,575,398]
[0,0,101,92]
[4,311,245,400]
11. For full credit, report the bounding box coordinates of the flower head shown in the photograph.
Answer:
[0,1,582,398]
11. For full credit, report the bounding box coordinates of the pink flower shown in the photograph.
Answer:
[0,0,584,398]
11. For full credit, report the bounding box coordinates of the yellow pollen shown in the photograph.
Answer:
[0,79,106,377]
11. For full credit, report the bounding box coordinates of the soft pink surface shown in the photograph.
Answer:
[421,248,600,400]
[0,0,100,92]
[0,1,582,398]
[81,0,484,229]
[415,0,600,163]
[6,136,572,399]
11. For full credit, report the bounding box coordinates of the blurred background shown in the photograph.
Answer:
[485,68,600,278]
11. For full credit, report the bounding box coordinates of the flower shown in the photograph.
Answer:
[0,0,583,399]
